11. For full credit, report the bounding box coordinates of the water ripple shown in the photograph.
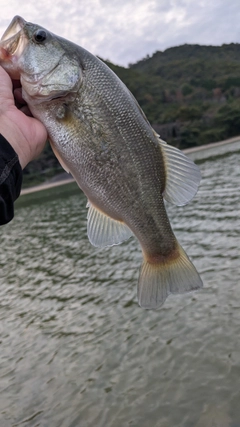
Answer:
[0,144,240,426]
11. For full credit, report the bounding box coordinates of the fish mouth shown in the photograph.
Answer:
[1,16,25,44]
[0,16,28,77]
[0,17,79,104]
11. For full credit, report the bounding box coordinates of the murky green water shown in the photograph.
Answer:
[1,142,240,427]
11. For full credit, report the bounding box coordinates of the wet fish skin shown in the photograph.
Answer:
[0,16,203,309]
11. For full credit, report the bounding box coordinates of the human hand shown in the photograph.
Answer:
[0,66,47,169]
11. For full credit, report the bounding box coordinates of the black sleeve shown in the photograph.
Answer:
[0,134,23,225]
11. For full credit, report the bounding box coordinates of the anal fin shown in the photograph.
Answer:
[87,202,133,247]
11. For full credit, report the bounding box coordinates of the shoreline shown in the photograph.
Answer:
[20,134,240,196]
[183,134,240,154]
[21,177,75,195]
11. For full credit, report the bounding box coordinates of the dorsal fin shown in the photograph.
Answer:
[159,138,201,206]
[87,202,133,247]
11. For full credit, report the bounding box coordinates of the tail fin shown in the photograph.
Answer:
[138,243,203,309]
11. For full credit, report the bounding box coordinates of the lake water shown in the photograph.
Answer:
[0,141,240,427]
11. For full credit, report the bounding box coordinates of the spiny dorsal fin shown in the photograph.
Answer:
[159,138,201,206]
[87,202,133,247]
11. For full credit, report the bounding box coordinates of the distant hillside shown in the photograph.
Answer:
[105,43,240,149]
[131,43,240,70]
[23,43,240,186]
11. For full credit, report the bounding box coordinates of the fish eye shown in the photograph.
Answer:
[33,29,47,43]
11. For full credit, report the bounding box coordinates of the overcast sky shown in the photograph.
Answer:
[1,0,239,67]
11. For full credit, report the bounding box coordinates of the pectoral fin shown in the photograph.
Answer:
[50,140,70,173]
[87,202,133,247]
[159,138,201,206]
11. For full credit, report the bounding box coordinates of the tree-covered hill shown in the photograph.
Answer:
[106,43,240,148]
[23,43,240,187]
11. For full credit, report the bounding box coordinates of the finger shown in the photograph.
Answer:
[19,105,33,116]
[12,79,21,90]
[14,87,26,105]
[0,65,13,97]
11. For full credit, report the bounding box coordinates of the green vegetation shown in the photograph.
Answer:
[23,43,240,186]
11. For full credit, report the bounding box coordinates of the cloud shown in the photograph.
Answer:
[0,0,239,66]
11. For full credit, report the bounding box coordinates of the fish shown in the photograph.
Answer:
[0,16,203,309]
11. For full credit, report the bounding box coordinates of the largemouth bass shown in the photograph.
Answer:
[0,16,203,309]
